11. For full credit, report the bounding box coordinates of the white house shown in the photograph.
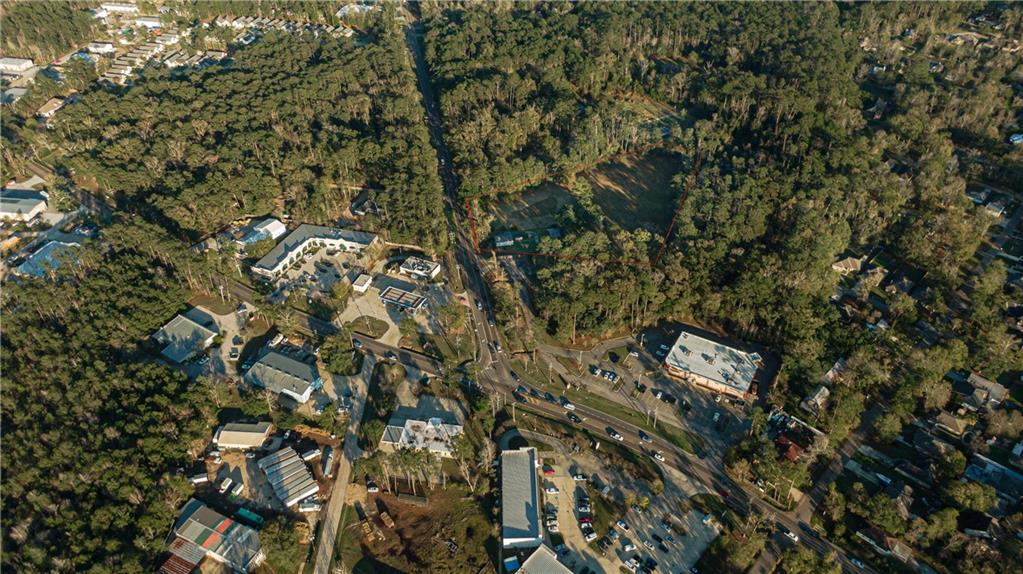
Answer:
[236,217,287,247]
[352,273,372,294]
[0,57,35,74]
[399,256,441,280]
[87,42,116,55]
[214,421,273,450]
[36,97,65,119]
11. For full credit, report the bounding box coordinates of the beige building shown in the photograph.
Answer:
[662,329,762,399]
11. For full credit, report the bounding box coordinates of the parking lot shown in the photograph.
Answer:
[542,456,619,573]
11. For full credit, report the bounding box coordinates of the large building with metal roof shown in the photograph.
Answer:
[257,447,319,507]
[243,348,321,404]
[662,328,763,399]
[501,447,542,549]
[152,308,218,364]
[0,188,47,222]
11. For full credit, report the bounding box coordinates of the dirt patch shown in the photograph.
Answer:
[492,182,578,231]
[341,486,497,574]
[583,149,686,233]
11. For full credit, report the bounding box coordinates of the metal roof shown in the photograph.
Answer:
[173,499,262,571]
[153,309,217,363]
[15,240,80,278]
[520,544,572,574]
[244,349,320,401]
[501,447,541,547]
[253,223,377,274]
[663,329,760,394]
[0,188,46,216]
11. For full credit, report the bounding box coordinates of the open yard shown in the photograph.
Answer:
[347,315,389,339]
[491,181,578,233]
[337,487,497,574]
[582,148,686,234]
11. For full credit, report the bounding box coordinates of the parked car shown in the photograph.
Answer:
[567,412,582,424]
[545,486,558,494]
[642,539,654,550]
[542,465,555,476]
[544,392,557,404]
[638,430,652,443]
[572,474,587,481]
[712,412,721,423]
[561,396,576,410]
[366,480,379,493]
[624,543,637,552]
[652,451,666,462]
[229,347,240,359]
[608,528,620,541]
[607,427,624,441]
[578,517,593,524]
[616,519,630,531]
[849,557,866,569]
[218,477,233,494]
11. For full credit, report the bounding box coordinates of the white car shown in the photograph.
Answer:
[584,530,598,542]
[545,486,559,494]
[623,543,637,552]
[572,474,587,481]
[642,539,654,550]
[712,412,721,423]
[652,451,666,462]
[784,531,799,543]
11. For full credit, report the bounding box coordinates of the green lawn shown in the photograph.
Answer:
[603,345,630,364]
[347,315,389,338]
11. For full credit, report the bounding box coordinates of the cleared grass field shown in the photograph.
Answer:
[582,148,686,234]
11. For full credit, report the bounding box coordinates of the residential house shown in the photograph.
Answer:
[244,348,322,404]
[934,411,969,438]
[399,256,441,280]
[251,223,378,279]
[954,372,1007,411]
[152,308,218,364]
[661,329,763,399]
[36,97,65,119]
[14,240,81,278]
[257,447,319,507]
[163,499,264,573]
[856,527,914,564]
[100,2,138,14]
[2,87,28,105]
[800,385,831,418]
[502,447,542,550]
[768,410,829,461]
[214,422,273,450]
[235,217,287,247]
[965,454,1023,505]
[135,16,163,29]
[912,428,958,461]
[379,417,463,458]
[958,510,1001,540]
[884,480,915,521]
[832,256,864,275]
[0,188,47,222]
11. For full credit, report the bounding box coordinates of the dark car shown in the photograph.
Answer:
[544,392,557,403]
[512,392,527,403]
[638,430,652,443]
[567,412,582,424]
[516,384,528,394]
[511,371,521,382]
[658,543,669,553]
[652,533,663,543]
[529,388,542,399]
[799,522,822,539]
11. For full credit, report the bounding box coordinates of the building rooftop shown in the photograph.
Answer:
[173,499,262,571]
[663,329,761,395]
[379,286,426,311]
[253,223,376,274]
[236,217,286,245]
[400,256,440,277]
[216,421,273,449]
[15,240,80,278]
[153,308,218,363]
[501,447,541,548]
[257,447,319,506]
[246,349,320,400]
[0,188,46,216]
[380,417,463,456]
[519,544,572,574]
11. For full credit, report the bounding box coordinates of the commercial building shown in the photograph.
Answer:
[399,256,441,280]
[135,16,163,28]
[0,188,47,221]
[257,447,319,507]
[514,544,572,574]
[244,349,322,404]
[251,223,378,279]
[501,447,542,549]
[379,417,463,458]
[152,308,219,364]
[162,499,264,573]
[100,2,138,14]
[661,329,763,399]
[379,285,426,313]
[87,42,116,54]
[235,217,287,247]
[0,57,35,74]
[352,273,372,294]
[14,240,81,278]
[214,422,273,450]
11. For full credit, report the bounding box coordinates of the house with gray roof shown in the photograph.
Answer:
[14,240,81,278]
[153,308,218,363]
[0,188,47,222]
[251,223,378,279]
[244,348,321,403]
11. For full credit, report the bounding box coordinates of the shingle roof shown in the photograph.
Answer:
[153,310,218,363]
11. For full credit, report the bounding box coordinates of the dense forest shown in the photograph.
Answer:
[52,14,447,252]
[0,228,214,572]
[0,0,97,62]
